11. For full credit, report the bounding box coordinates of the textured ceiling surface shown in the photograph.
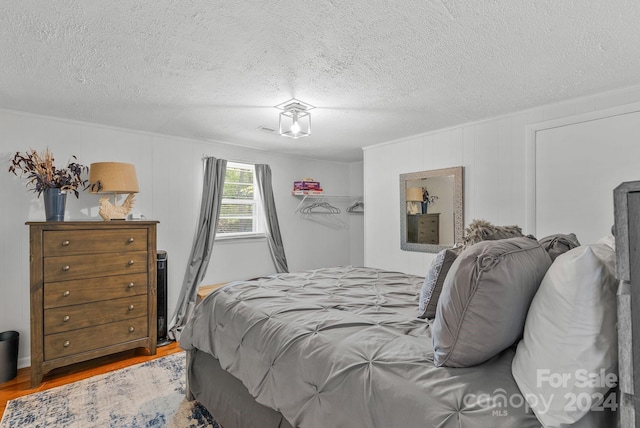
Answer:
[2,1,640,162]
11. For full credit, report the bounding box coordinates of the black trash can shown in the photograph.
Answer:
[0,331,19,383]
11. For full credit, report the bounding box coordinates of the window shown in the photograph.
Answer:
[216,162,264,238]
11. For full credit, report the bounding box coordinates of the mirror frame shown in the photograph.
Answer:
[400,166,464,253]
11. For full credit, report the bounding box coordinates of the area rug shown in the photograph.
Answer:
[0,352,220,428]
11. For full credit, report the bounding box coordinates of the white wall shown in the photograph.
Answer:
[364,85,640,276]
[349,161,364,267]
[0,109,363,368]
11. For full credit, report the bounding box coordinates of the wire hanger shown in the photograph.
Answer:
[300,202,341,214]
[346,201,364,213]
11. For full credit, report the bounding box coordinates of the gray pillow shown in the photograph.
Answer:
[432,237,552,368]
[538,233,580,261]
[418,248,458,319]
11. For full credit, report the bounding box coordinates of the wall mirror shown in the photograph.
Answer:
[400,166,464,253]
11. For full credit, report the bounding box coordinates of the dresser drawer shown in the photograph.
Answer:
[43,229,147,256]
[44,316,148,360]
[44,273,148,309]
[418,217,438,227]
[44,295,148,335]
[418,236,439,244]
[418,226,438,235]
[418,228,438,243]
[44,251,148,282]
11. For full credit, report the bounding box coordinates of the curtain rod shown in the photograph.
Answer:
[201,154,260,165]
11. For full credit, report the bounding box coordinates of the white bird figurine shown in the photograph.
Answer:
[98,193,136,220]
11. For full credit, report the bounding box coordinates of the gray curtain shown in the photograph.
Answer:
[255,164,289,273]
[168,157,227,340]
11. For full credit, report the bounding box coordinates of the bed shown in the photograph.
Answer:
[179,181,640,428]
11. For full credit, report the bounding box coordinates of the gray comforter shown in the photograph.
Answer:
[180,266,542,428]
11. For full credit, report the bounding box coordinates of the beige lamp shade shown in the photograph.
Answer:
[89,162,139,194]
[406,187,423,202]
[89,162,139,220]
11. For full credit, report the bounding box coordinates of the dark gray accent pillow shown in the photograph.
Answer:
[418,248,458,319]
[432,237,552,368]
[538,233,580,261]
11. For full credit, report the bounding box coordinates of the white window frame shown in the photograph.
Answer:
[216,162,265,240]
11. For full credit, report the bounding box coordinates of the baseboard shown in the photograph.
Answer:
[18,356,30,369]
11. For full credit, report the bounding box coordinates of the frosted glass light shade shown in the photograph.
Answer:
[276,99,314,139]
[279,109,311,139]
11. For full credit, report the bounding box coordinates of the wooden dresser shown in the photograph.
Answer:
[27,221,158,387]
[407,213,440,245]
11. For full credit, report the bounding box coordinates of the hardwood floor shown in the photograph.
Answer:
[0,341,183,420]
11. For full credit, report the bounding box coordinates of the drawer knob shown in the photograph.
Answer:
[62,240,70,246]
[128,260,135,266]
[62,265,70,271]
[128,305,134,310]
[63,340,70,347]
[128,282,135,288]
[128,326,135,333]
[63,290,70,297]
[127,237,135,243]
[63,315,70,322]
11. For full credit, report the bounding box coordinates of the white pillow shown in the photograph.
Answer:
[511,237,617,427]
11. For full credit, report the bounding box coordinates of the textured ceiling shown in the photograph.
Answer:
[2,1,640,162]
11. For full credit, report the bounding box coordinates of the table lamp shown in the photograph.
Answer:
[406,187,423,215]
[89,162,139,220]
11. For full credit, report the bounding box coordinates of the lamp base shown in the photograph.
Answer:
[98,193,136,221]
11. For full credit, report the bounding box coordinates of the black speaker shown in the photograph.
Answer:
[156,250,171,346]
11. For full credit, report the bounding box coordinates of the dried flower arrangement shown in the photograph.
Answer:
[8,148,89,198]
[422,187,439,203]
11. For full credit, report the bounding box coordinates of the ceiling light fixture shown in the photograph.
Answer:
[275,99,314,139]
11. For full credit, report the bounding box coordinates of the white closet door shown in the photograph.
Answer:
[536,110,640,244]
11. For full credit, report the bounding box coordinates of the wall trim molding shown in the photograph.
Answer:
[0,107,356,166]
[363,83,640,154]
